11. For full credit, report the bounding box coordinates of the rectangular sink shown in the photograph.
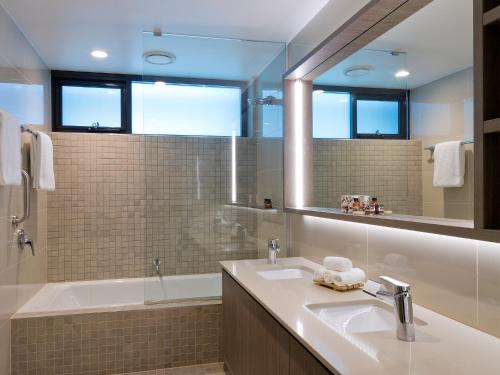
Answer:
[306,300,426,334]
[257,266,313,280]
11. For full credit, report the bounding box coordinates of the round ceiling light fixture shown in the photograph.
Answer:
[395,69,410,78]
[343,65,374,77]
[91,49,108,59]
[143,50,176,65]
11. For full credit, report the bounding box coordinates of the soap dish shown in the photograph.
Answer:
[314,280,364,292]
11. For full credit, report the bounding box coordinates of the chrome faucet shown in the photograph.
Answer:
[153,258,161,275]
[375,276,415,342]
[267,239,280,264]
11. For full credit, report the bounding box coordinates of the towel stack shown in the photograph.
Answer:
[314,256,366,287]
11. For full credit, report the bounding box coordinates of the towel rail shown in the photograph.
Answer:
[11,170,31,227]
[20,125,38,138]
[424,140,473,153]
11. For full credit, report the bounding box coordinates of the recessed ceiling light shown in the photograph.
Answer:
[344,65,374,77]
[395,70,410,78]
[91,50,108,59]
[143,51,176,65]
[314,89,324,94]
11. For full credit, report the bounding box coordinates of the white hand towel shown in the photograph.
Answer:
[30,131,55,191]
[433,141,465,188]
[324,268,366,286]
[323,256,352,272]
[313,268,326,282]
[0,110,21,185]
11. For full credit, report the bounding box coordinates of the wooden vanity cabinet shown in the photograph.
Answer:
[222,271,332,375]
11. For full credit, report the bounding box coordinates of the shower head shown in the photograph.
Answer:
[248,95,282,106]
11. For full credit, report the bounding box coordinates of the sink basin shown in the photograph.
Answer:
[257,266,312,280]
[306,300,425,334]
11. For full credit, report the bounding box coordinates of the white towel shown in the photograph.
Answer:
[323,256,352,272]
[433,141,465,188]
[313,268,327,282]
[30,131,55,191]
[324,268,366,286]
[0,110,21,185]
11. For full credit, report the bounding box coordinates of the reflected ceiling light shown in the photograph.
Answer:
[91,49,108,59]
[143,50,176,65]
[154,81,166,87]
[343,65,373,77]
[314,89,324,94]
[395,70,410,78]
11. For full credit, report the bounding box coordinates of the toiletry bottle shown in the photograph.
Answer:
[371,197,379,215]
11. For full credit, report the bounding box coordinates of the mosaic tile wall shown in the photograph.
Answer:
[47,133,258,282]
[313,139,423,216]
[11,303,222,375]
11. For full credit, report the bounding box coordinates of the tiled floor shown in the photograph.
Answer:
[120,362,230,375]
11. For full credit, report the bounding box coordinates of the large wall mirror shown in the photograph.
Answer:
[284,0,478,235]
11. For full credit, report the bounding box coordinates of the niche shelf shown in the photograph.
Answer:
[484,119,500,134]
[483,4,500,25]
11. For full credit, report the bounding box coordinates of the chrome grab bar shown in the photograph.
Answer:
[11,170,31,227]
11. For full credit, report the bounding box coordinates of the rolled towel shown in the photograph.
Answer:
[324,268,366,286]
[313,268,326,282]
[323,256,353,272]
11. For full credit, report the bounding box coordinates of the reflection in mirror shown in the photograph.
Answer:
[311,0,473,223]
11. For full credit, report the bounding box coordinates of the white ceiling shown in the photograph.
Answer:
[0,0,329,79]
[314,0,473,90]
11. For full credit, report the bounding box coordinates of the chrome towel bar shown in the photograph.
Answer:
[11,170,31,227]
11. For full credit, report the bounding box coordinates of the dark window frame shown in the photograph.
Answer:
[52,70,249,136]
[313,84,409,139]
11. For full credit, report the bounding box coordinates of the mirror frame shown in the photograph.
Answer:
[282,0,499,242]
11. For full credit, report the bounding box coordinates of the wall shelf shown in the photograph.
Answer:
[484,118,500,133]
[483,4,500,25]
[224,204,279,214]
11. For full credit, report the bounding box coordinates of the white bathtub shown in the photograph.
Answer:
[17,273,222,315]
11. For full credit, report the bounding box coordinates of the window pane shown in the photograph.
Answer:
[62,86,121,128]
[357,100,399,135]
[132,82,242,136]
[313,91,350,138]
[262,89,282,137]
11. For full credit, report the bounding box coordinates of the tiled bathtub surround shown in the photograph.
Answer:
[290,214,500,338]
[313,139,422,215]
[11,303,222,375]
[47,133,258,281]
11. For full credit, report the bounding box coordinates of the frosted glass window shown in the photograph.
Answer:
[313,91,351,138]
[357,100,399,135]
[132,82,242,136]
[62,86,122,128]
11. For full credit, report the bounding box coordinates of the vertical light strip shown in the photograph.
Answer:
[196,156,201,200]
[294,79,304,208]
[231,129,237,203]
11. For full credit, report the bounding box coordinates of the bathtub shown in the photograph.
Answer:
[11,273,223,374]
[17,272,222,315]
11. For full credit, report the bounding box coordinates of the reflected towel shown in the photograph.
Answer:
[30,131,55,191]
[433,141,465,188]
[324,268,366,286]
[0,110,21,186]
[323,256,353,272]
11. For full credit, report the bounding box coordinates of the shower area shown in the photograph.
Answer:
[138,32,286,305]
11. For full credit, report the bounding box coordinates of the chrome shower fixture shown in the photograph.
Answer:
[248,96,283,106]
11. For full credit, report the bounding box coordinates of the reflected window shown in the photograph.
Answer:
[132,82,243,136]
[313,91,351,139]
[356,100,400,135]
[262,89,283,137]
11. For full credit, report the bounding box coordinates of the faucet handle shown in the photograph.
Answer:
[379,276,410,294]
[268,239,280,250]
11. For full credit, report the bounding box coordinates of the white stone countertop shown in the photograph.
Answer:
[220,257,500,375]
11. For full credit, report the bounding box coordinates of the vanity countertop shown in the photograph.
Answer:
[220,257,500,375]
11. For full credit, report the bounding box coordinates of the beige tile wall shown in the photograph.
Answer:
[47,133,258,281]
[290,214,500,338]
[313,139,423,215]
[410,68,474,219]
[11,303,222,375]
[0,4,50,375]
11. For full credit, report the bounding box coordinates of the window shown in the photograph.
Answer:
[52,71,248,136]
[312,85,407,139]
[132,82,242,136]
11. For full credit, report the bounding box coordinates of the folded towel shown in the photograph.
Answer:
[313,268,327,282]
[30,131,55,191]
[0,110,21,185]
[433,141,465,187]
[324,268,366,286]
[323,256,352,272]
